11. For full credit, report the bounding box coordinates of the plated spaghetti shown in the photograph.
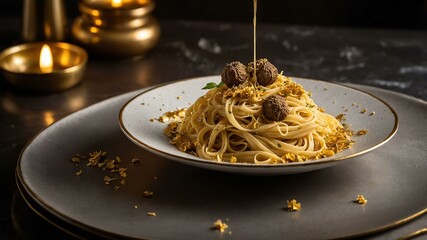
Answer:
[164,59,353,164]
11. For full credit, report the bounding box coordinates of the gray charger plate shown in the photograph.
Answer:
[17,82,427,240]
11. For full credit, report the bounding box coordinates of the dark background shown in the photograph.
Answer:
[1,0,427,29]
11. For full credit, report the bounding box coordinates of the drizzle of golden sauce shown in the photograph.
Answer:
[253,0,257,83]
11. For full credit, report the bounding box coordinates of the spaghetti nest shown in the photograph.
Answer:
[165,74,353,164]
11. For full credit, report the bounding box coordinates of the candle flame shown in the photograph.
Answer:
[40,44,53,73]
[111,0,123,7]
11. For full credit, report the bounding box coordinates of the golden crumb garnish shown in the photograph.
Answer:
[150,118,155,122]
[177,96,182,99]
[230,156,237,163]
[87,150,105,166]
[105,159,116,169]
[355,194,367,204]
[147,212,156,216]
[287,199,301,211]
[324,127,354,152]
[335,114,345,121]
[315,149,335,159]
[167,123,194,152]
[213,219,229,232]
[370,111,375,116]
[118,168,127,178]
[157,108,187,123]
[143,190,154,197]
[281,153,307,163]
[71,151,140,190]
[278,80,305,97]
[356,129,368,136]
[223,84,256,99]
[360,108,367,113]
[103,175,117,185]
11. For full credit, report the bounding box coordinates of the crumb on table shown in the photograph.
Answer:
[287,199,301,211]
[213,219,229,232]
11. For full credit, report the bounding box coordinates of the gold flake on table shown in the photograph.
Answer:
[104,175,117,185]
[143,190,154,197]
[147,211,157,217]
[355,194,367,204]
[87,151,106,167]
[71,151,140,190]
[75,169,83,176]
[213,219,229,232]
[118,167,127,178]
[287,199,301,211]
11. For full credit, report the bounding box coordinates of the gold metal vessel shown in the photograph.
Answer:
[72,0,160,58]
[0,42,87,92]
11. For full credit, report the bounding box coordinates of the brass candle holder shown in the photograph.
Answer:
[0,42,87,92]
[72,0,160,58]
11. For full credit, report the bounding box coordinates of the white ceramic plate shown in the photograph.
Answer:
[119,76,398,175]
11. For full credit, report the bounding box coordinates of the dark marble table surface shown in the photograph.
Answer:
[0,20,426,239]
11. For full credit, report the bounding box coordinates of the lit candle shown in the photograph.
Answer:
[39,44,53,73]
[0,42,87,92]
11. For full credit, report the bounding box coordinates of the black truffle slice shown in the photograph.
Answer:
[248,59,278,86]
[221,61,248,87]
[262,95,290,121]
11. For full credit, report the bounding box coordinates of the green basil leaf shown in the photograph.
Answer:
[202,81,224,90]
